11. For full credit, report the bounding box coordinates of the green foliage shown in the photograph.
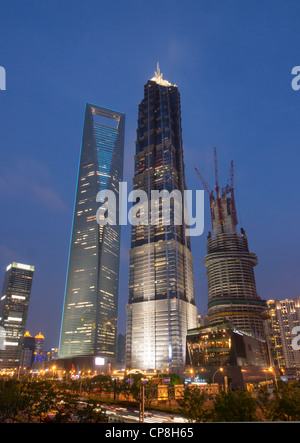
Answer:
[212,389,258,422]
[0,378,107,423]
[257,381,300,421]
[177,386,207,422]
[89,374,113,393]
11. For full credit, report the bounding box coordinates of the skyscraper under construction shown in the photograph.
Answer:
[185,153,271,389]
[126,65,198,373]
[196,149,267,338]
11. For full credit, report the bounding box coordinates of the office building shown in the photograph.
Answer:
[20,331,36,370]
[185,322,272,390]
[267,298,300,373]
[59,103,125,369]
[126,65,198,373]
[35,332,45,354]
[116,333,125,366]
[0,262,35,369]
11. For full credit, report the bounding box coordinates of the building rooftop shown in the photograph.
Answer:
[150,62,176,87]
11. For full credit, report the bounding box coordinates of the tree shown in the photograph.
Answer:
[177,386,207,422]
[0,380,23,422]
[264,381,300,421]
[90,374,113,395]
[276,381,300,421]
[22,380,57,422]
[212,390,257,422]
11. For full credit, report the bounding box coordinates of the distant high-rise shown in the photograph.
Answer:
[116,333,125,365]
[126,65,198,373]
[34,332,45,354]
[20,331,36,369]
[0,262,35,369]
[267,298,300,371]
[59,104,125,363]
[201,151,267,338]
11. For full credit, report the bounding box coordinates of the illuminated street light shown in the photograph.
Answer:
[212,367,223,384]
[269,366,278,389]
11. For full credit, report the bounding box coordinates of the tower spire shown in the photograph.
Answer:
[156,62,160,77]
[151,62,173,86]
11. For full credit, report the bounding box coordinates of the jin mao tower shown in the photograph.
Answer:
[126,65,198,373]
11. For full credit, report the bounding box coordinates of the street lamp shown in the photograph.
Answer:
[212,367,223,384]
[190,368,194,383]
[52,365,56,379]
[269,367,278,389]
[263,369,268,383]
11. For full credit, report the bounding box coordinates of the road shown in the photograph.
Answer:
[101,403,188,423]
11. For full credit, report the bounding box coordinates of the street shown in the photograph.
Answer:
[101,403,188,423]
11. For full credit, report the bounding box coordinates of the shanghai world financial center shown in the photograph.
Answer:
[59,104,125,362]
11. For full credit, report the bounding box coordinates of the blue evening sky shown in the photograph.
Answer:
[0,0,299,349]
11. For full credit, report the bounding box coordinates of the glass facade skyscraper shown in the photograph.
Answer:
[0,262,35,369]
[59,103,125,361]
[126,66,198,373]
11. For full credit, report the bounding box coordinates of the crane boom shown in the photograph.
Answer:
[194,167,211,196]
[194,167,214,228]
[214,147,223,224]
[230,160,234,188]
[230,160,238,226]
[214,147,220,197]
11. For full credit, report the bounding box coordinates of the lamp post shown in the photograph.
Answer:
[52,365,56,379]
[269,367,278,389]
[263,369,268,383]
[190,368,194,383]
[212,367,223,384]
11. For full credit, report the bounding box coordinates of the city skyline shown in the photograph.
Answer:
[0,1,300,350]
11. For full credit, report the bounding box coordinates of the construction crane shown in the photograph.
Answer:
[213,147,224,224]
[194,166,214,228]
[230,160,238,226]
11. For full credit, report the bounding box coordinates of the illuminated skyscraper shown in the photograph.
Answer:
[0,262,35,369]
[267,298,300,371]
[59,104,125,363]
[34,332,45,354]
[126,65,198,373]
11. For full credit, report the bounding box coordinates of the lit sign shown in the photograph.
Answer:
[6,262,35,272]
[95,357,105,366]
[233,329,243,336]
[126,378,134,385]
